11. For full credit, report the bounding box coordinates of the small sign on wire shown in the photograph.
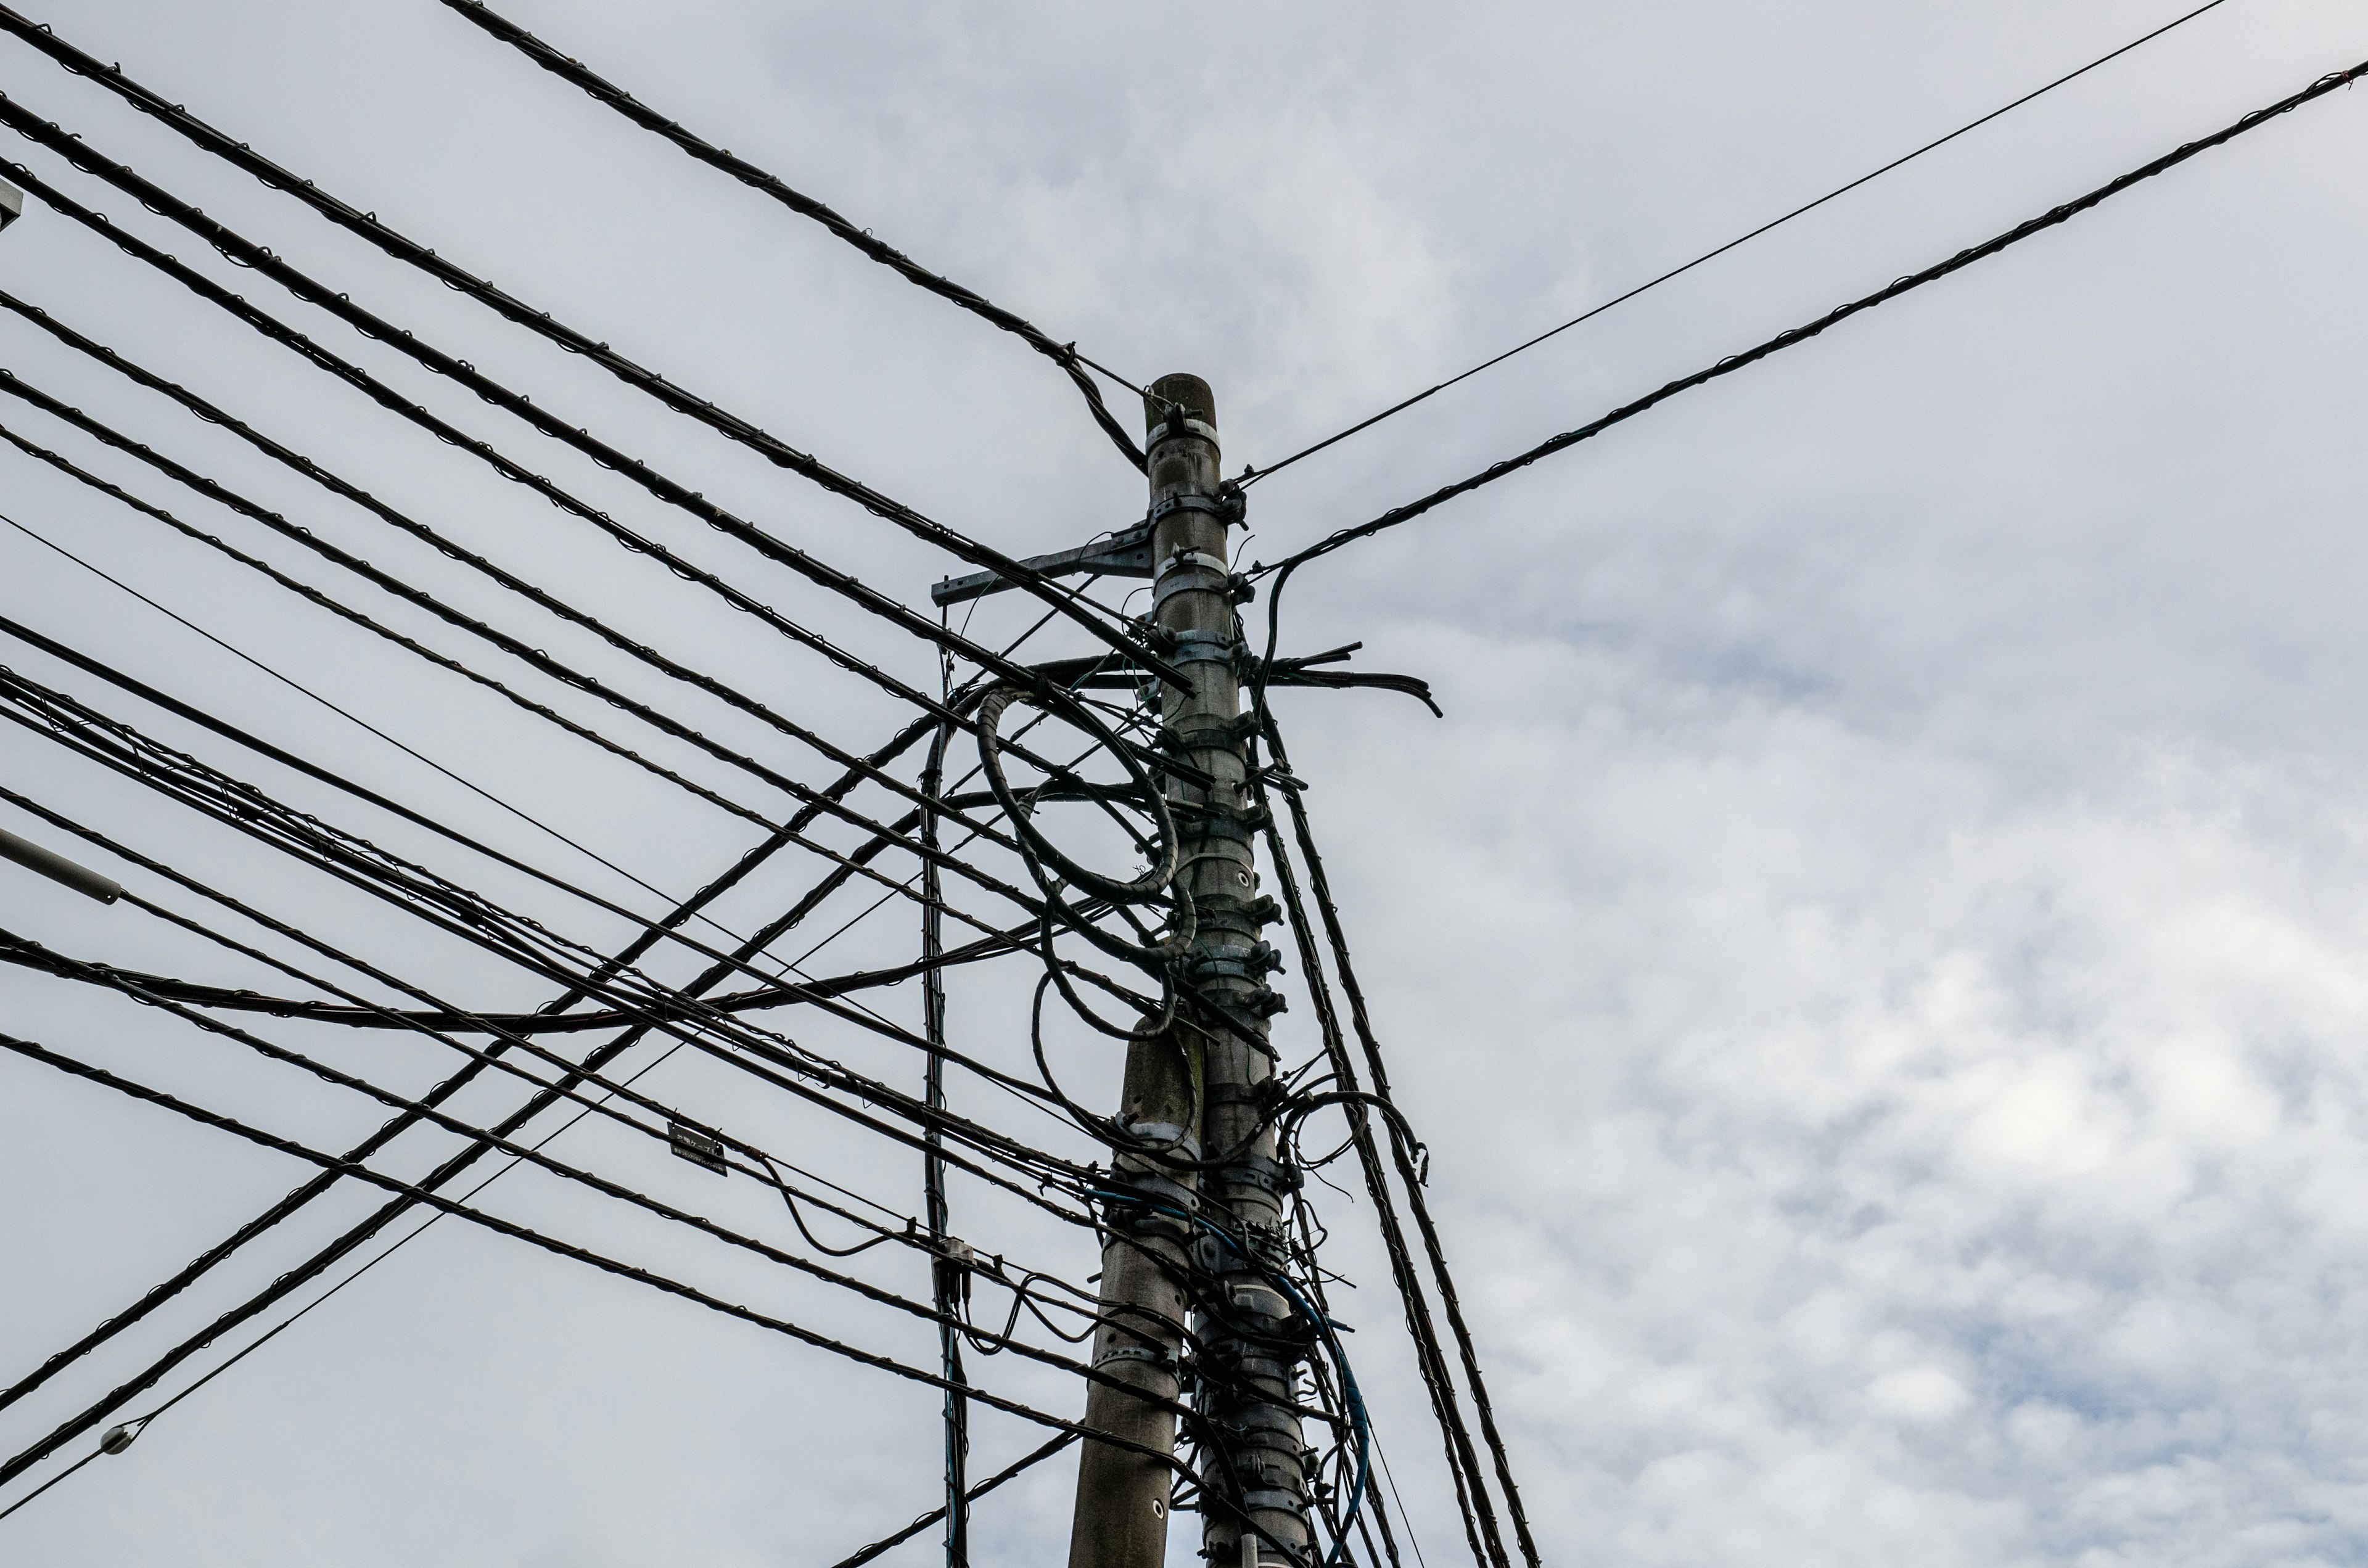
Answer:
[668,1120,729,1176]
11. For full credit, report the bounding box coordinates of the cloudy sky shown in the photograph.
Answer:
[6,1,2368,1564]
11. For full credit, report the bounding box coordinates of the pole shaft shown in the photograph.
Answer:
[1064,374,1313,1567]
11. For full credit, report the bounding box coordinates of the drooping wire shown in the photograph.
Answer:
[1239,0,2242,488]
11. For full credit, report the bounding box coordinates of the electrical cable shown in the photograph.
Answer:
[0,422,791,834]
[0,158,1156,782]
[0,60,1187,688]
[0,684,1030,1506]
[0,1017,716,1526]
[0,707,938,1420]
[1256,50,2368,581]
[1259,788,1498,1566]
[0,307,1059,877]
[0,1031,1227,1500]
[1240,0,2241,488]
[0,465,1053,937]
[0,506,762,953]
[0,697,1112,1199]
[0,941,1167,1405]
[1261,715,1539,1566]
[823,1432,1080,1568]
[432,0,1150,474]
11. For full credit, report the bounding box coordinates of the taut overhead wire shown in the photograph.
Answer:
[433,0,1151,474]
[1259,51,2368,580]
[0,42,1183,683]
[1240,0,2240,488]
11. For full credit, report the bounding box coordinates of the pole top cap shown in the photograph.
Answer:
[1144,373,1215,435]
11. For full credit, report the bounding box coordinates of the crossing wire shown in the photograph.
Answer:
[0,673,1114,1189]
[0,601,1085,1431]
[432,0,1151,475]
[0,423,791,836]
[1258,51,2368,580]
[0,940,1189,1414]
[0,1033,1235,1497]
[0,152,1128,792]
[0,16,1183,683]
[0,374,1056,930]
[0,292,1051,871]
[1239,0,2241,487]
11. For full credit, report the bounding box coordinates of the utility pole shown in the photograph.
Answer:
[1067,376,1312,1566]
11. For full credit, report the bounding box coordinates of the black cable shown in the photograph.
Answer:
[0,1017,716,1526]
[0,506,759,951]
[0,400,1050,930]
[1252,799,1497,1566]
[0,692,1107,1196]
[0,917,1032,1036]
[1258,51,2368,579]
[0,1032,1220,1496]
[2,922,935,1282]
[1240,0,2241,487]
[0,60,1187,689]
[0,620,1015,1019]
[1262,715,1539,1566]
[433,0,1149,475]
[0,159,1153,784]
[0,706,929,1420]
[0,302,1054,872]
[0,423,791,834]
[823,1432,1080,1568]
[0,942,1157,1405]
[0,897,947,1264]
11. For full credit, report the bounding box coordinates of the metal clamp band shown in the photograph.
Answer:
[1149,491,1233,522]
[1093,1343,1178,1373]
[1147,417,1222,449]
[1168,628,1246,665]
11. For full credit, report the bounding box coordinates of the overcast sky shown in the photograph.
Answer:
[6,1,2368,1564]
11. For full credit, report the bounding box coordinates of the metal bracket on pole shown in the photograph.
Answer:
[930,519,1157,607]
[0,177,22,234]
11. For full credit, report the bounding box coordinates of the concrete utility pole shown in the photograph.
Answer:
[1067,376,1312,1566]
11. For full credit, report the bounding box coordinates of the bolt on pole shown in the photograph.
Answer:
[1066,374,1312,1567]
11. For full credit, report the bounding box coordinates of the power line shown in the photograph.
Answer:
[0,425,791,835]
[0,381,1053,929]
[0,154,1135,787]
[0,292,1057,871]
[0,34,1182,683]
[1257,51,2368,582]
[2,937,1153,1400]
[0,507,757,948]
[0,614,1040,1006]
[0,589,1151,1525]
[0,728,866,1427]
[0,1030,1225,1493]
[433,0,1151,475]
[1239,0,2242,488]
[0,678,1115,1183]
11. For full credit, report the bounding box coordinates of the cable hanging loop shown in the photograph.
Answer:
[976,683,1178,905]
